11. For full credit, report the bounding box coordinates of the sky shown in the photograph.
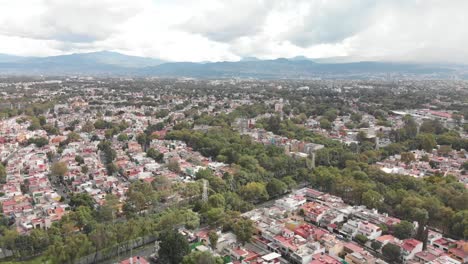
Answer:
[0,0,467,63]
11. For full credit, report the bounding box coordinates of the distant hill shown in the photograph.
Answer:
[0,54,26,63]
[0,51,165,75]
[29,51,165,68]
[141,59,454,79]
[0,51,459,78]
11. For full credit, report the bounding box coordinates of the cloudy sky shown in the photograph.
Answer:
[0,0,467,63]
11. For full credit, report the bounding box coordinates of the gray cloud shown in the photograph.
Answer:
[0,0,146,43]
[1,0,468,63]
[283,0,379,47]
[178,0,276,42]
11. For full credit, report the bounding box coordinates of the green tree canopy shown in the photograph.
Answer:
[158,230,190,264]
[182,251,223,264]
[393,220,414,240]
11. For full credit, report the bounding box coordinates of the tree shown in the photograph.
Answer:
[438,145,452,156]
[453,114,463,126]
[104,129,115,139]
[0,163,6,183]
[14,235,34,258]
[240,182,269,203]
[152,175,172,191]
[158,230,190,264]
[89,224,116,257]
[28,117,41,131]
[382,243,401,263]
[362,190,383,209]
[319,118,332,130]
[400,152,415,165]
[351,112,362,123]
[205,208,225,227]
[124,181,157,217]
[462,161,468,171]
[182,251,223,264]
[69,193,95,209]
[371,240,382,251]
[75,155,84,165]
[70,206,94,231]
[208,194,226,208]
[1,229,19,257]
[30,228,50,253]
[357,131,368,144]
[117,133,128,141]
[417,134,437,152]
[81,121,95,133]
[147,148,164,162]
[93,119,107,129]
[156,109,169,118]
[354,234,368,245]
[393,220,414,239]
[96,194,120,222]
[81,165,89,174]
[450,210,468,239]
[266,178,288,197]
[66,132,81,143]
[51,162,67,177]
[324,109,338,122]
[38,115,47,126]
[282,176,297,190]
[208,231,219,249]
[167,159,181,173]
[402,115,418,139]
[28,137,49,147]
[106,162,118,175]
[46,234,92,264]
[136,133,148,148]
[156,209,200,231]
[233,218,255,245]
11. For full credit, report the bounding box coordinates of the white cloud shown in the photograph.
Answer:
[0,0,467,63]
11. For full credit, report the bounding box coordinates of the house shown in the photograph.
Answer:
[375,235,399,248]
[428,255,461,264]
[400,239,423,263]
[414,251,438,263]
[275,195,307,211]
[230,247,249,260]
[448,246,468,264]
[319,210,345,228]
[427,230,443,245]
[294,224,328,241]
[309,253,341,264]
[301,202,330,224]
[343,242,364,255]
[340,220,360,239]
[229,247,259,262]
[357,221,382,240]
[320,233,344,257]
[433,238,456,252]
[289,242,325,264]
[345,251,376,264]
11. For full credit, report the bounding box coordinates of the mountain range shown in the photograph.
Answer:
[0,51,462,78]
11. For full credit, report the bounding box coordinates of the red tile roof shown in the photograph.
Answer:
[401,239,422,252]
